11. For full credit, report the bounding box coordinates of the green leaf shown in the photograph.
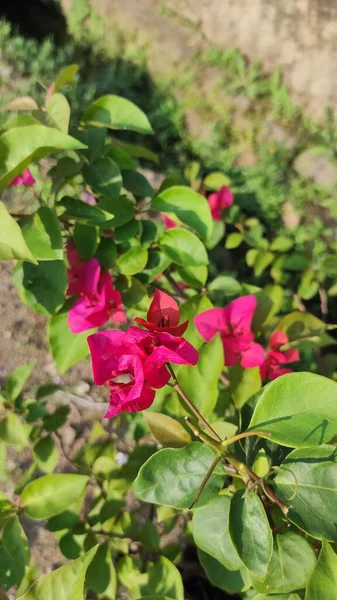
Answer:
[144,412,191,448]
[138,250,171,284]
[133,442,224,509]
[177,335,224,418]
[74,223,99,261]
[193,495,242,570]
[208,275,241,300]
[0,202,36,263]
[0,413,29,446]
[58,196,114,225]
[53,64,79,92]
[198,549,250,594]
[81,95,153,134]
[107,145,137,169]
[122,170,154,198]
[179,294,213,350]
[275,312,326,343]
[117,247,148,276]
[17,546,97,600]
[305,542,337,600]
[177,265,207,288]
[114,219,140,243]
[146,557,184,600]
[274,445,337,541]
[249,372,337,448]
[48,306,95,373]
[229,490,272,578]
[0,541,23,588]
[6,362,35,401]
[203,171,231,190]
[95,237,117,269]
[270,236,294,252]
[99,194,134,227]
[253,250,274,276]
[13,260,67,316]
[226,232,243,249]
[111,137,158,163]
[153,186,213,243]
[159,228,208,266]
[230,366,261,409]
[6,96,39,111]
[46,93,70,133]
[84,157,122,201]
[252,532,316,594]
[33,436,59,473]
[86,542,116,597]
[139,522,160,552]
[2,516,30,573]
[21,207,63,261]
[21,473,89,519]
[0,125,86,190]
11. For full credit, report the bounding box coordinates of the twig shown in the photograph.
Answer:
[319,288,328,322]
[163,270,187,300]
[220,372,230,386]
[54,431,76,467]
[293,293,306,312]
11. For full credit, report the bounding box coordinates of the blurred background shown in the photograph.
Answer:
[2,0,337,592]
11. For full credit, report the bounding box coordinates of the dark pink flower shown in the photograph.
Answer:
[88,326,198,417]
[162,215,177,229]
[208,186,233,221]
[9,168,36,187]
[81,192,96,206]
[67,243,126,333]
[194,295,264,368]
[135,289,188,336]
[260,331,300,381]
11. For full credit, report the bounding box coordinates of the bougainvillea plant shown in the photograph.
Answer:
[1,65,337,600]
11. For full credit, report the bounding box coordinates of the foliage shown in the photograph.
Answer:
[1,63,337,600]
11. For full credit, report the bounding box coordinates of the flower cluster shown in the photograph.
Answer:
[9,168,35,187]
[208,185,234,221]
[88,290,198,418]
[67,243,126,333]
[261,330,300,381]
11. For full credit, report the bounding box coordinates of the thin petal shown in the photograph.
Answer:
[194,308,228,341]
[270,330,289,351]
[147,290,180,327]
[88,330,129,385]
[226,295,257,333]
[80,259,101,296]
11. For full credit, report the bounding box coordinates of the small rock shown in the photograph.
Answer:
[184,108,214,141]
[259,120,298,149]
[73,380,90,396]
[282,201,301,230]
[293,147,337,186]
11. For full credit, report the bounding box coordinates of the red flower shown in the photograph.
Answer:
[9,168,36,187]
[162,214,177,229]
[260,331,300,381]
[194,295,265,368]
[67,243,126,333]
[134,289,188,336]
[208,186,233,221]
[88,325,198,418]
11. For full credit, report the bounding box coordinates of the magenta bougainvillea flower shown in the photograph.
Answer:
[9,168,36,187]
[66,243,126,333]
[135,289,188,336]
[260,330,300,381]
[194,295,264,368]
[81,192,96,206]
[88,323,198,417]
[162,214,177,229]
[208,186,234,221]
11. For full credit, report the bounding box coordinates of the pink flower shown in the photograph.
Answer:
[81,192,96,206]
[194,295,264,368]
[135,289,188,336]
[162,215,177,229]
[9,168,36,187]
[88,326,198,417]
[67,243,126,333]
[260,331,300,381]
[208,186,233,221]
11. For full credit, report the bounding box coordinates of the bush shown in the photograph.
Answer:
[1,65,337,599]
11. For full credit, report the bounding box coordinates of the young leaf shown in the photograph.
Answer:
[0,202,36,264]
[21,207,63,261]
[252,532,316,594]
[198,549,250,595]
[6,96,39,111]
[305,542,337,600]
[53,64,79,92]
[81,95,153,134]
[46,93,70,133]
[13,260,67,316]
[48,305,96,373]
[133,442,224,509]
[0,125,86,190]
[146,557,184,600]
[152,186,213,243]
[249,372,337,448]
[21,474,89,519]
[58,196,114,225]
[6,362,35,401]
[17,546,97,600]
[193,495,242,570]
[144,412,191,448]
[117,247,148,276]
[229,490,273,578]
[0,413,29,446]
[159,228,208,266]
[273,445,337,541]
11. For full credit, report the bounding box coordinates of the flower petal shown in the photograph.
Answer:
[194,308,228,341]
[226,295,257,333]
[147,289,180,327]
[240,342,265,368]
